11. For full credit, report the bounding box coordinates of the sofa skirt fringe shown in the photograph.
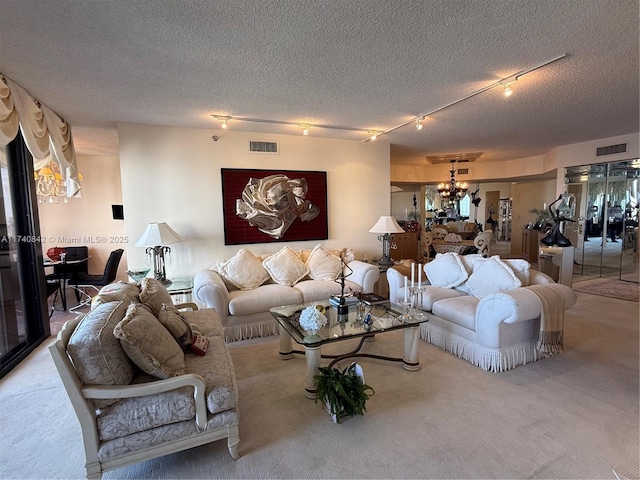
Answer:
[419,323,539,372]
[224,319,280,343]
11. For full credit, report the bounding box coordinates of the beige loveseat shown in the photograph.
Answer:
[49,279,239,479]
[387,253,577,372]
[193,245,380,342]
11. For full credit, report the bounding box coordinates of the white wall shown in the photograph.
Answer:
[118,123,391,277]
[38,154,128,281]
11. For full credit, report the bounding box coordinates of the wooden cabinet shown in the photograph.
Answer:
[521,228,545,264]
[390,231,420,262]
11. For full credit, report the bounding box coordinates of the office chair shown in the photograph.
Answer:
[70,249,124,311]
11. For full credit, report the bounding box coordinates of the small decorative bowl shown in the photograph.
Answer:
[127,269,150,282]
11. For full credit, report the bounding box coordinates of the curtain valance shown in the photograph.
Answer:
[0,74,80,197]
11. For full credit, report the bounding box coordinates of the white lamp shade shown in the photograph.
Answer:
[135,222,183,247]
[368,216,405,234]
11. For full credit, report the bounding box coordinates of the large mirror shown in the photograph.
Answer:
[566,159,639,283]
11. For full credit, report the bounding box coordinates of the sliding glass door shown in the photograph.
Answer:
[0,134,49,378]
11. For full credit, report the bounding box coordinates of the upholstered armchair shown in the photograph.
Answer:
[49,280,239,479]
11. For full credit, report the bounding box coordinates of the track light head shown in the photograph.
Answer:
[213,115,231,128]
[369,131,378,140]
[416,118,423,130]
[503,84,513,97]
[300,124,310,135]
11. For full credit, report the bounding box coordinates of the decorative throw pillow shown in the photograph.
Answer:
[466,256,522,299]
[139,277,175,317]
[340,248,356,264]
[67,301,131,408]
[91,282,141,310]
[262,246,310,286]
[453,254,483,294]
[503,259,531,286]
[217,248,271,290]
[424,252,468,288]
[157,303,193,349]
[306,245,343,281]
[113,303,185,379]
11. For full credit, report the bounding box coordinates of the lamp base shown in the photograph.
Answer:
[154,275,172,286]
[377,257,395,267]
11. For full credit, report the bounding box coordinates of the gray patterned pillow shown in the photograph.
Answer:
[114,303,185,379]
[67,301,132,407]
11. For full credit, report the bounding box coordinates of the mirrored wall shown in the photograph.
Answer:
[565,159,639,283]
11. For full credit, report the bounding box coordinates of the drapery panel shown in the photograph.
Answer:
[0,74,81,197]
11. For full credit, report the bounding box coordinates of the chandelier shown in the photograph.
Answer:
[437,160,469,203]
[34,161,83,204]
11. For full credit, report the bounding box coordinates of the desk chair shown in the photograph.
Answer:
[45,246,89,309]
[46,281,61,318]
[70,249,124,311]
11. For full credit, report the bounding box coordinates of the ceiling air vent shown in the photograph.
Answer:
[249,140,279,154]
[596,143,626,156]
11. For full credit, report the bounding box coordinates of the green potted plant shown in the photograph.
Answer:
[314,362,375,423]
[529,208,553,231]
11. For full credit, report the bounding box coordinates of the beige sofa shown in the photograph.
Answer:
[387,253,577,372]
[193,245,380,342]
[49,279,239,479]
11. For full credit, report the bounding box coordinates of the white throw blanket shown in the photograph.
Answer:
[524,284,566,355]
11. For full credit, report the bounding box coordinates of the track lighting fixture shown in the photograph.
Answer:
[209,53,566,143]
[377,53,567,140]
[213,115,231,129]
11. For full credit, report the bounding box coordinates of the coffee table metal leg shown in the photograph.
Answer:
[403,325,421,371]
[304,345,321,399]
[278,324,293,359]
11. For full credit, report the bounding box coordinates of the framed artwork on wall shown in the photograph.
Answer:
[221,168,328,245]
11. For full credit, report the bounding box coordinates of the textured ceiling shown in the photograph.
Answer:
[0,0,638,164]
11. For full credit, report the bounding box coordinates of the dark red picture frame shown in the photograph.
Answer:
[221,168,328,245]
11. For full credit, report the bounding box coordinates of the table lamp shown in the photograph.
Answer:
[369,216,405,266]
[135,222,182,285]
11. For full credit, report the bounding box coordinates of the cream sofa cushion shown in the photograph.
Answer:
[228,284,303,316]
[68,301,131,384]
[185,336,238,415]
[503,258,531,286]
[139,277,175,317]
[467,256,522,299]
[67,301,131,408]
[425,252,468,288]
[91,282,140,310]
[157,304,193,349]
[114,303,185,379]
[217,248,271,290]
[306,245,343,281]
[96,375,195,441]
[262,246,309,286]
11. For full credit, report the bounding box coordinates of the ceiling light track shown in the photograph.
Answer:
[212,114,373,135]
[212,53,566,143]
[370,53,567,140]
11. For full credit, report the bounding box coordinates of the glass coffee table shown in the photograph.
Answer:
[269,301,429,399]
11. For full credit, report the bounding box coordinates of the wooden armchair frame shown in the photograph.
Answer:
[49,317,239,479]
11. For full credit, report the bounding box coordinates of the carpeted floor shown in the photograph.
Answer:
[573,278,639,302]
[1,291,638,480]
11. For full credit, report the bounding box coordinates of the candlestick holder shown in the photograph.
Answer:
[399,300,412,321]
[408,285,426,320]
